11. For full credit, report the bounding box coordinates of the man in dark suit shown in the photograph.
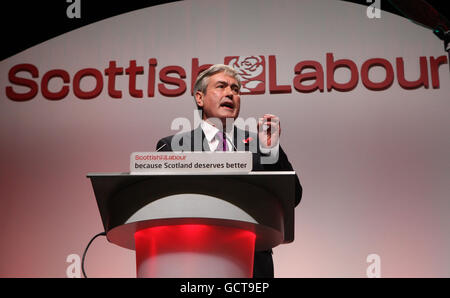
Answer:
[156,64,302,278]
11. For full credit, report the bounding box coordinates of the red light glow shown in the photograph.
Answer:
[134,224,256,277]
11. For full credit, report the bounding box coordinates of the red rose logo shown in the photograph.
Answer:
[224,55,265,94]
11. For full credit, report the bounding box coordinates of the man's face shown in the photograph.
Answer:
[195,72,241,125]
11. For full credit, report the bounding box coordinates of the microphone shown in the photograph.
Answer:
[156,143,167,152]
[224,134,237,151]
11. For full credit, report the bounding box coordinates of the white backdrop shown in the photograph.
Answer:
[1,0,449,277]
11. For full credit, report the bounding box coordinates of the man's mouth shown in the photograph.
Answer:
[220,101,234,110]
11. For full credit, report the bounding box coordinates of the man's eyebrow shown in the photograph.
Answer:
[215,80,229,85]
[215,81,239,88]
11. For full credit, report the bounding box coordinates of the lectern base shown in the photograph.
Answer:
[134,224,256,278]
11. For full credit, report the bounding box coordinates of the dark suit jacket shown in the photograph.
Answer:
[156,126,302,277]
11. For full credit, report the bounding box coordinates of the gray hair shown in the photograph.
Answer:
[193,64,241,100]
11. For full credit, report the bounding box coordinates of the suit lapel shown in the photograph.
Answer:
[191,126,210,152]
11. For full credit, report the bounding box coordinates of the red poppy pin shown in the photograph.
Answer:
[243,137,253,144]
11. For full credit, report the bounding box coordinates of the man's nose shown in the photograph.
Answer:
[225,86,234,99]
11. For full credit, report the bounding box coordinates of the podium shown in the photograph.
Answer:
[87,171,297,277]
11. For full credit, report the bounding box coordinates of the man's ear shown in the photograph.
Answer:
[195,91,204,108]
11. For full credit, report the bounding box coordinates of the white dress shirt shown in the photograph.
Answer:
[201,120,234,151]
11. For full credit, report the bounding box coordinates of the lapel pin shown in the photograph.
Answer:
[243,137,253,144]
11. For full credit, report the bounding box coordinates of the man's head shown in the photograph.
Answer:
[193,64,241,125]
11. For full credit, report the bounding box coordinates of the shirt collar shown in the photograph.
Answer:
[201,120,234,143]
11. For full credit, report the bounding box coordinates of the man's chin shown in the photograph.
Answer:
[215,111,237,119]
[223,113,238,122]
[205,115,237,128]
